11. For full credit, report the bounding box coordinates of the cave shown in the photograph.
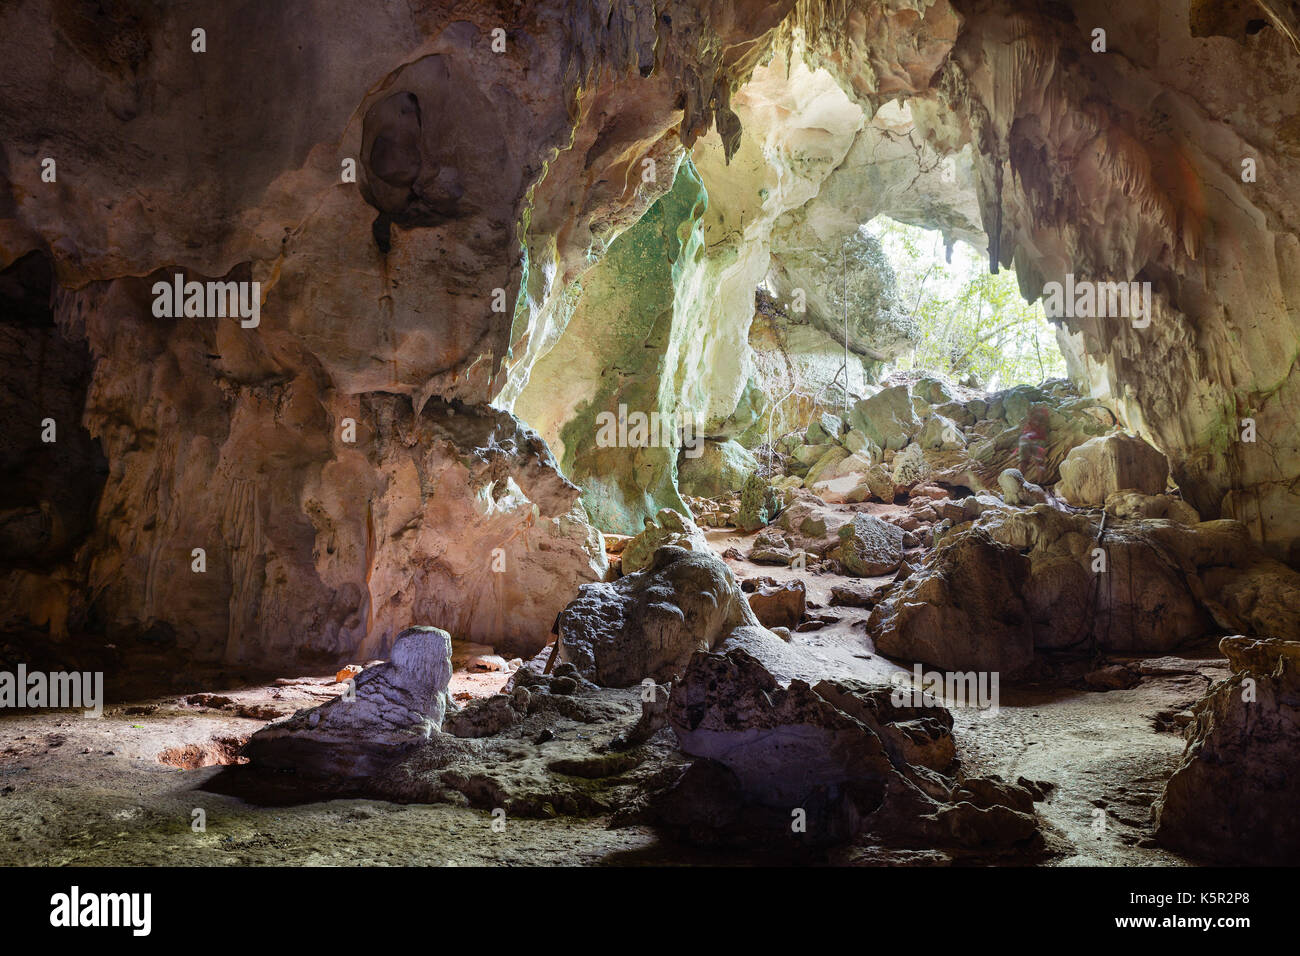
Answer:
[0,0,1297,900]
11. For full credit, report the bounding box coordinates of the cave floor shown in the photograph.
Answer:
[0,505,1226,866]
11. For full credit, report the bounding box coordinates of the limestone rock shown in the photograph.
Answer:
[918,413,966,450]
[556,546,757,687]
[1104,491,1199,525]
[842,429,881,460]
[243,627,453,777]
[736,473,776,533]
[846,463,898,503]
[1154,637,1300,864]
[837,513,904,577]
[998,468,1047,506]
[1056,433,1169,506]
[620,509,710,574]
[668,648,909,808]
[849,385,920,452]
[677,440,757,499]
[745,580,807,630]
[868,530,1036,677]
[1219,635,1300,675]
[805,412,845,445]
[891,443,930,487]
[660,648,1039,850]
[804,446,851,487]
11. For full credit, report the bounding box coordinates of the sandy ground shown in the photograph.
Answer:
[0,508,1225,866]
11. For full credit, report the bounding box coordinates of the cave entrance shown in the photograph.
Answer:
[864,216,1069,393]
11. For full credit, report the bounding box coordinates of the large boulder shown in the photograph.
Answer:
[1056,433,1169,506]
[808,451,873,502]
[891,443,930,486]
[849,385,920,452]
[873,505,1300,676]
[677,439,758,499]
[1104,490,1199,525]
[917,413,965,450]
[243,627,453,777]
[804,446,852,487]
[659,648,1040,850]
[773,491,853,555]
[837,513,904,577]
[745,580,807,630]
[669,649,905,808]
[557,546,757,687]
[978,506,1210,654]
[805,412,845,445]
[1154,636,1300,864]
[868,529,1036,677]
[620,508,710,574]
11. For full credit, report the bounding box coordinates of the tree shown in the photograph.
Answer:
[866,217,1066,388]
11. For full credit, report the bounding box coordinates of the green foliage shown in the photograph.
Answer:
[866,217,1067,389]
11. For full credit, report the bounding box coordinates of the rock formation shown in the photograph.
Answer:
[556,545,770,687]
[1154,635,1300,864]
[243,626,453,777]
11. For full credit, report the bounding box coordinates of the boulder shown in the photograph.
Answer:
[837,513,904,577]
[808,451,873,502]
[1154,636,1300,864]
[805,412,845,445]
[917,413,965,450]
[911,377,953,407]
[1219,634,1300,674]
[746,580,807,630]
[804,445,851,487]
[849,385,920,452]
[792,443,836,467]
[668,649,914,808]
[774,492,853,554]
[736,473,776,532]
[978,506,1210,653]
[748,530,797,565]
[997,468,1047,506]
[243,626,453,776]
[1199,558,1300,641]
[846,463,897,503]
[557,546,757,687]
[677,439,758,499]
[1103,490,1199,525]
[868,530,1037,677]
[659,648,1039,850]
[621,508,710,573]
[1056,433,1168,506]
[891,443,929,486]
[842,428,881,460]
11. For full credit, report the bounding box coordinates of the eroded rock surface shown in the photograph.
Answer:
[1154,636,1300,864]
[243,627,453,777]
[557,546,762,687]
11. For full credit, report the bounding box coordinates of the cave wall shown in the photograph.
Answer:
[0,0,797,664]
[931,0,1300,562]
[1,0,1297,666]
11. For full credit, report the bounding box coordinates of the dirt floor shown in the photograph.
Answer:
[0,502,1226,866]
